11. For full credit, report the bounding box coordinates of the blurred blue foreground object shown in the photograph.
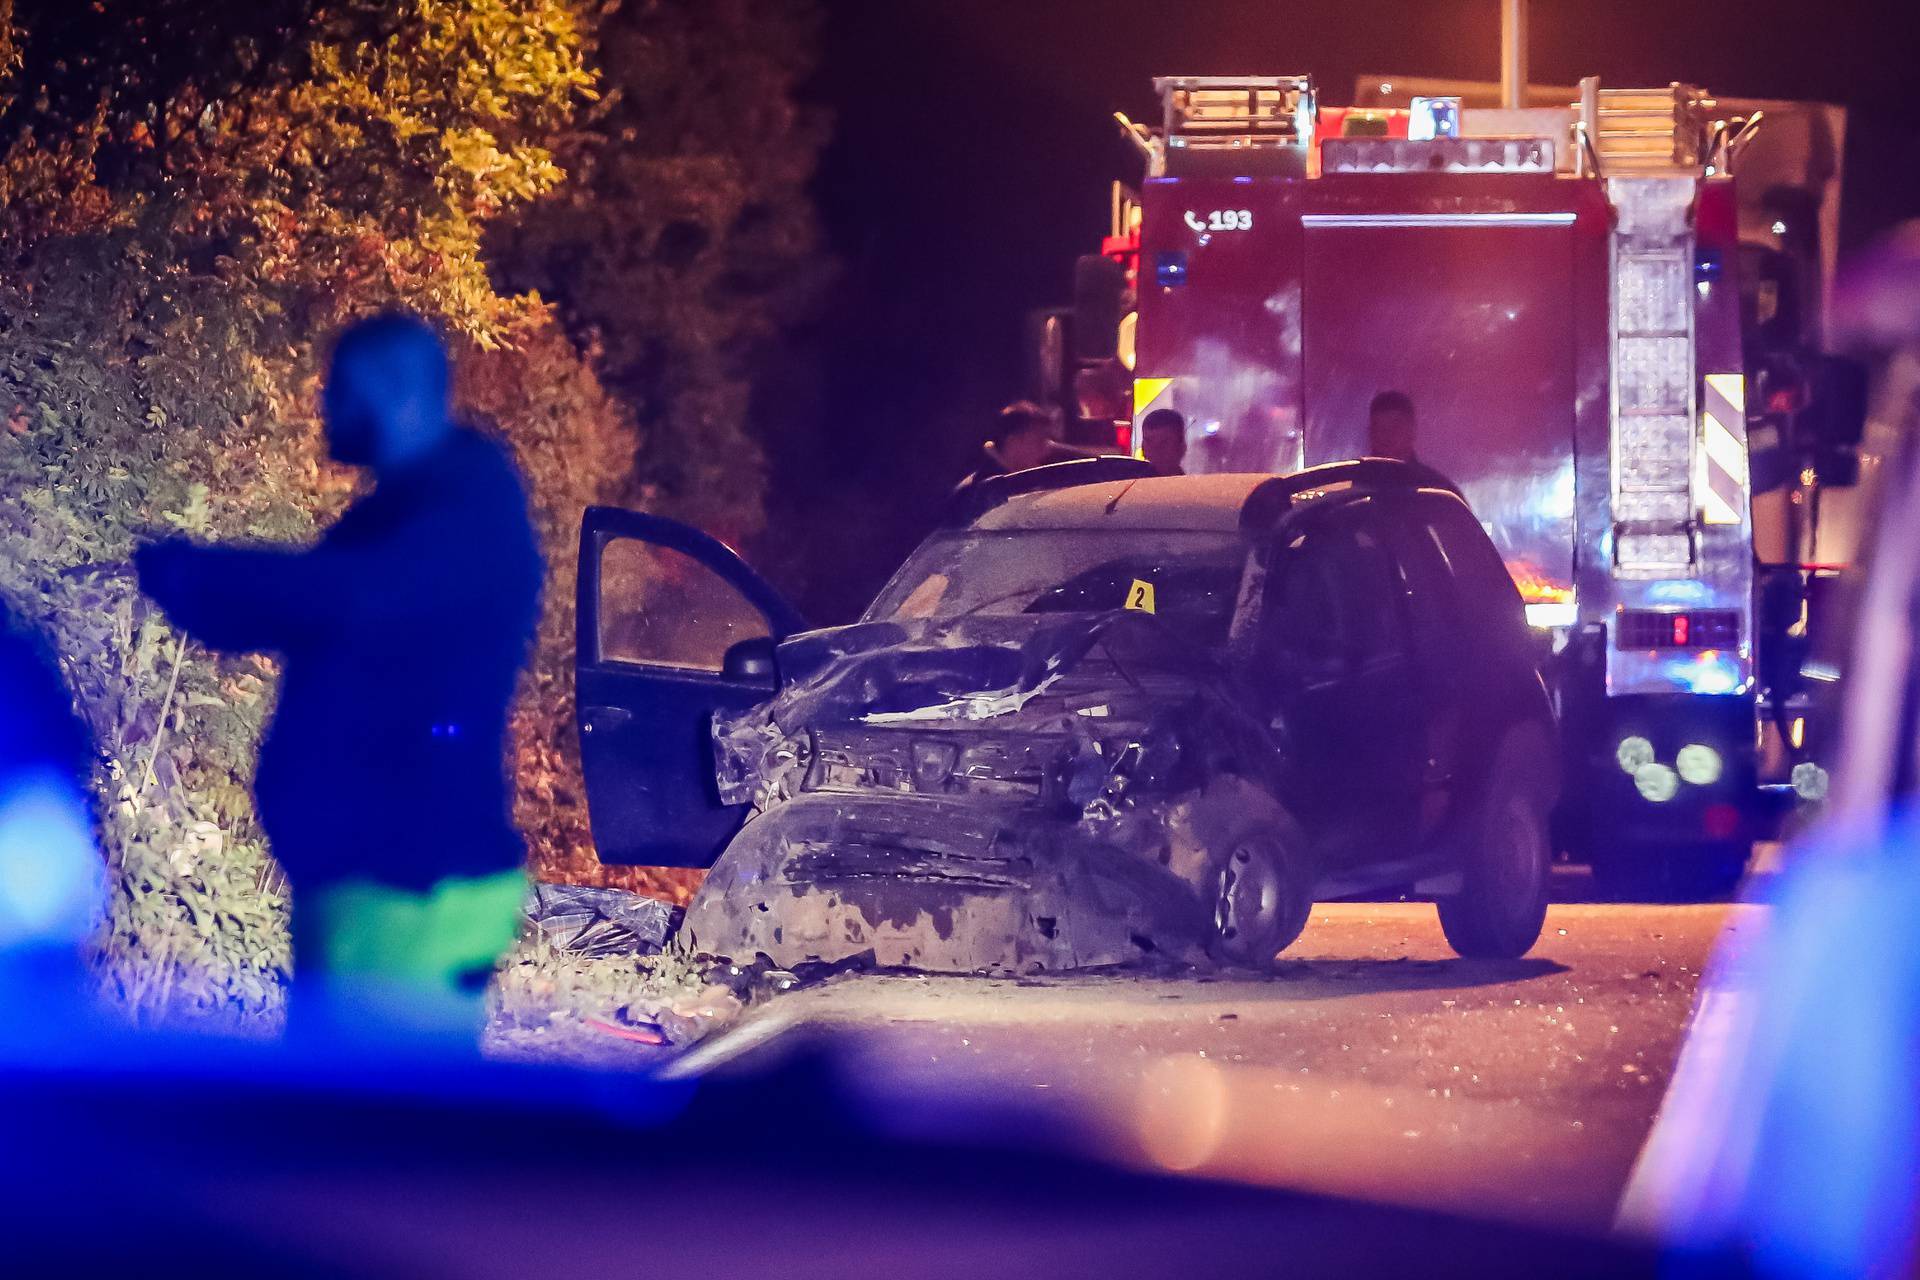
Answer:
[0,1023,1689,1280]
[0,601,100,1006]
[1627,224,1920,1278]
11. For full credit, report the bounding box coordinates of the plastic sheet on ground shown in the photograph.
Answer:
[526,883,682,957]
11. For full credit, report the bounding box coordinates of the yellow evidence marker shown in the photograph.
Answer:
[1124,578,1157,614]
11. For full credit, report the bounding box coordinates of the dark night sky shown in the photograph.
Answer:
[780,0,1920,619]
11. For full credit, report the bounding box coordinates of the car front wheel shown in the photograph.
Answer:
[1209,820,1312,969]
[1437,742,1552,959]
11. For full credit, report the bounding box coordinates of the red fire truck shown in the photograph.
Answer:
[1032,74,1866,893]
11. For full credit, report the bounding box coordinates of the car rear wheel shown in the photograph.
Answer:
[1438,745,1551,959]
[1208,820,1312,969]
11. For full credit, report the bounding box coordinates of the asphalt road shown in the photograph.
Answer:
[682,892,1761,1234]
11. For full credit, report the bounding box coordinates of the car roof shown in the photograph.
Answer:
[969,473,1275,533]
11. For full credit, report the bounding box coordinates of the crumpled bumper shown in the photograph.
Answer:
[679,792,1211,974]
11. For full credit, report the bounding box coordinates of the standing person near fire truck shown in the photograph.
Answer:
[1140,407,1189,475]
[1366,390,1420,464]
[957,401,1073,490]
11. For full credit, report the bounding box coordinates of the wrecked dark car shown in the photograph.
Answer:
[574,459,1558,974]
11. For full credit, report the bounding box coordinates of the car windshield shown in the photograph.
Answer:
[865,528,1249,648]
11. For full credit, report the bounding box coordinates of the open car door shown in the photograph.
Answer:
[576,507,806,867]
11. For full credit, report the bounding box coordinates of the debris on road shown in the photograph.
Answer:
[483,924,851,1069]
[525,882,682,957]
[584,1016,669,1045]
[485,933,742,1068]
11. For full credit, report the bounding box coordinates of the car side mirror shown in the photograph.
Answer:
[722,636,778,683]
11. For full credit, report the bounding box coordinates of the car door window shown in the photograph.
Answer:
[1263,517,1408,669]
[1264,531,1344,665]
[1392,511,1461,662]
[1421,498,1527,631]
[598,537,772,672]
[1335,523,1408,666]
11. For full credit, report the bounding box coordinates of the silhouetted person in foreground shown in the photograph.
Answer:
[1366,389,1420,463]
[1139,407,1188,476]
[136,313,542,1043]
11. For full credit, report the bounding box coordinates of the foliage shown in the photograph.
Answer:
[493,0,827,899]
[0,216,316,1025]
[493,0,829,542]
[92,804,291,1031]
[0,0,631,1027]
[455,323,634,887]
[4,0,832,1013]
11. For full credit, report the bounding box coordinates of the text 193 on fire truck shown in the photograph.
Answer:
[1029,73,1871,895]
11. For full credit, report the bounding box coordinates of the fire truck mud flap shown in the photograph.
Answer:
[678,792,1213,974]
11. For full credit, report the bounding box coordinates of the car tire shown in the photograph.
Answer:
[1207,812,1312,969]
[1438,734,1552,959]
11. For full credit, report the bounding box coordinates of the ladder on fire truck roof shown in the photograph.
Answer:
[1152,75,1316,177]
[1610,177,1700,576]
[1593,84,1712,173]
[1601,84,1718,577]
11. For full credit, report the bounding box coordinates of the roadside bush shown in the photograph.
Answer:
[2,0,828,1022]
[0,0,632,1027]
[493,0,829,900]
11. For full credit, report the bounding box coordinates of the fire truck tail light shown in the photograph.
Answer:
[1616,609,1740,650]
[1634,763,1680,803]
[1616,736,1655,774]
[1676,744,1723,786]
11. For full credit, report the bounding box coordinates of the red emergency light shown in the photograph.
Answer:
[1616,610,1740,651]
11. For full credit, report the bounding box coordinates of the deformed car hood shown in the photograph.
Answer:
[762,611,1215,730]
[693,614,1282,974]
[711,611,1230,811]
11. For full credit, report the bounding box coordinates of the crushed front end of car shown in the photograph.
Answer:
[683,612,1280,974]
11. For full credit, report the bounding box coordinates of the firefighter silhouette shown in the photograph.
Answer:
[136,313,543,1039]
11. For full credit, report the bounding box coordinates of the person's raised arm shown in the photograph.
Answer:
[135,539,339,653]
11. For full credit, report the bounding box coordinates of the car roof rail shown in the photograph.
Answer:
[945,455,1159,526]
[1240,457,1461,532]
